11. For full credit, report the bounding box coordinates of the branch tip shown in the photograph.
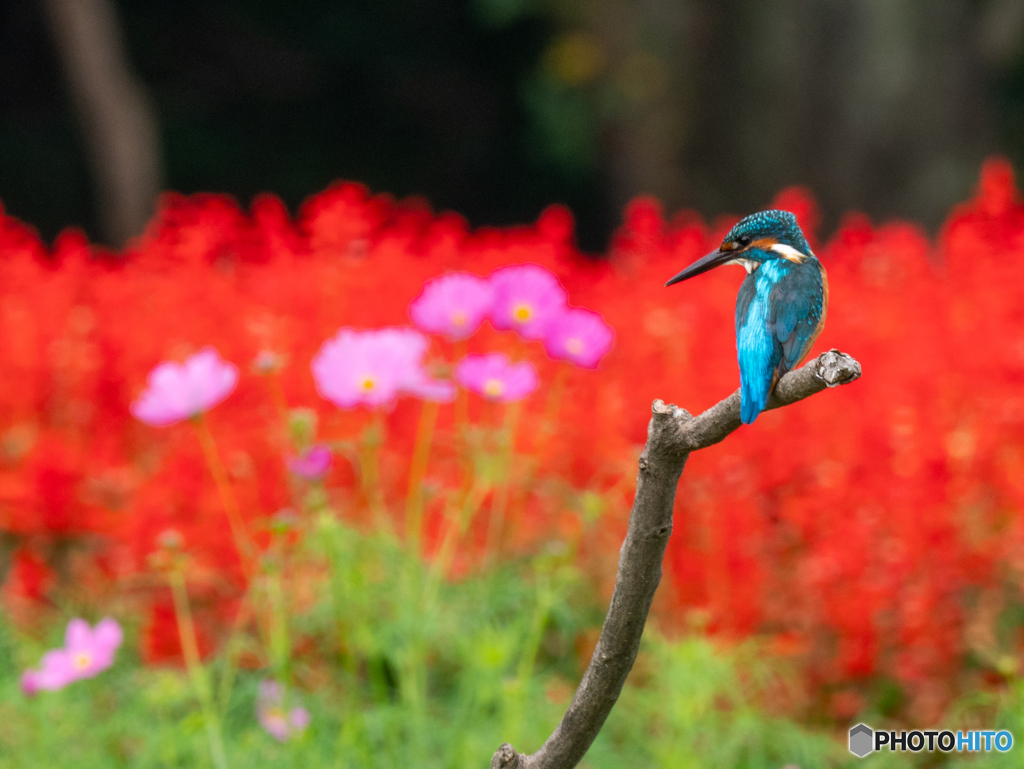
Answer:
[651,399,691,421]
[815,349,862,388]
[491,743,521,769]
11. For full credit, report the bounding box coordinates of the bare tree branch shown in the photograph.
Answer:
[492,349,862,769]
[40,0,162,246]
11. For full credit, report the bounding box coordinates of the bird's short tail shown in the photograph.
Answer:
[740,378,769,424]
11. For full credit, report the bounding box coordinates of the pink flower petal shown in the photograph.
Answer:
[256,680,309,741]
[312,327,452,408]
[489,264,567,340]
[403,371,457,403]
[65,618,92,650]
[543,307,615,368]
[20,669,40,696]
[55,617,121,678]
[454,353,538,402]
[92,618,124,654]
[131,347,238,426]
[25,649,76,691]
[259,709,291,741]
[288,445,333,479]
[311,329,407,408]
[409,272,493,340]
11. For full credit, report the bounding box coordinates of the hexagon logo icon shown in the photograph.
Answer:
[849,723,874,758]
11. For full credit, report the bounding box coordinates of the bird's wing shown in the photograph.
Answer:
[768,260,825,379]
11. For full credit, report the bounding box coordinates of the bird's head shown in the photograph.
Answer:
[665,209,813,286]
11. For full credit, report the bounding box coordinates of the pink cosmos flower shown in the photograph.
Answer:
[288,445,332,480]
[131,347,238,426]
[409,272,493,340]
[489,264,568,340]
[311,328,455,409]
[454,353,538,402]
[257,680,311,742]
[21,617,123,695]
[543,307,615,368]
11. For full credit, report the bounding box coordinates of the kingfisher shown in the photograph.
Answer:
[665,210,827,424]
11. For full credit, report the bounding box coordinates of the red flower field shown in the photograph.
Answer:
[2,157,1023,723]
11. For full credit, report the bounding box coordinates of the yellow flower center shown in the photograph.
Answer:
[73,652,92,670]
[566,338,584,355]
[513,304,533,322]
[451,311,467,327]
[483,379,504,398]
[360,376,376,393]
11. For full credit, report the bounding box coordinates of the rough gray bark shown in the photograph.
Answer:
[491,349,862,769]
[40,0,162,246]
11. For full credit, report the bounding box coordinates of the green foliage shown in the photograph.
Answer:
[471,0,540,28]
[0,519,851,768]
[597,636,844,769]
[522,73,599,173]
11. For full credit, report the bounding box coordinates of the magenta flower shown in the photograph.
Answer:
[543,308,615,368]
[409,272,493,340]
[455,353,538,402]
[21,617,123,695]
[311,328,455,409]
[489,264,568,340]
[257,680,311,742]
[288,445,332,480]
[131,347,239,426]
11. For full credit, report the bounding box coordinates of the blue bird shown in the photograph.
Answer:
[665,210,828,424]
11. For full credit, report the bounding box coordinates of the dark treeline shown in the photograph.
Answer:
[1,0,1023,249]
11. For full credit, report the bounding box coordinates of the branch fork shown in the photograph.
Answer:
[492,350,861,769]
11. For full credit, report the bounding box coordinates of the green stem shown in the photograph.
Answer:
[484,401,520,564]
[517,572,553,687]
[269,371,291,430]
[537,363,569,454]
[452,338,469,431]
[396,646,427,752]
[266,565,292,684]
[424,481,487,608]
[217,587,255,716]
[505,571,555,744]
[169,568,229,769]
[405,399,440,554]
[360,411,390,531]
[194,414,254,574]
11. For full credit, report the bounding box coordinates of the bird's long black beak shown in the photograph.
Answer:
[665,249,734,286]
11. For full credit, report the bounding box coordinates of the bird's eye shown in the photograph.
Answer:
[737,235,752,247]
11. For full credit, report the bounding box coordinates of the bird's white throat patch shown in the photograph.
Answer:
[726,258,758,273]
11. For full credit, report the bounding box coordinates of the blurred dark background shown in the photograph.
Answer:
[2,0,1024,251]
